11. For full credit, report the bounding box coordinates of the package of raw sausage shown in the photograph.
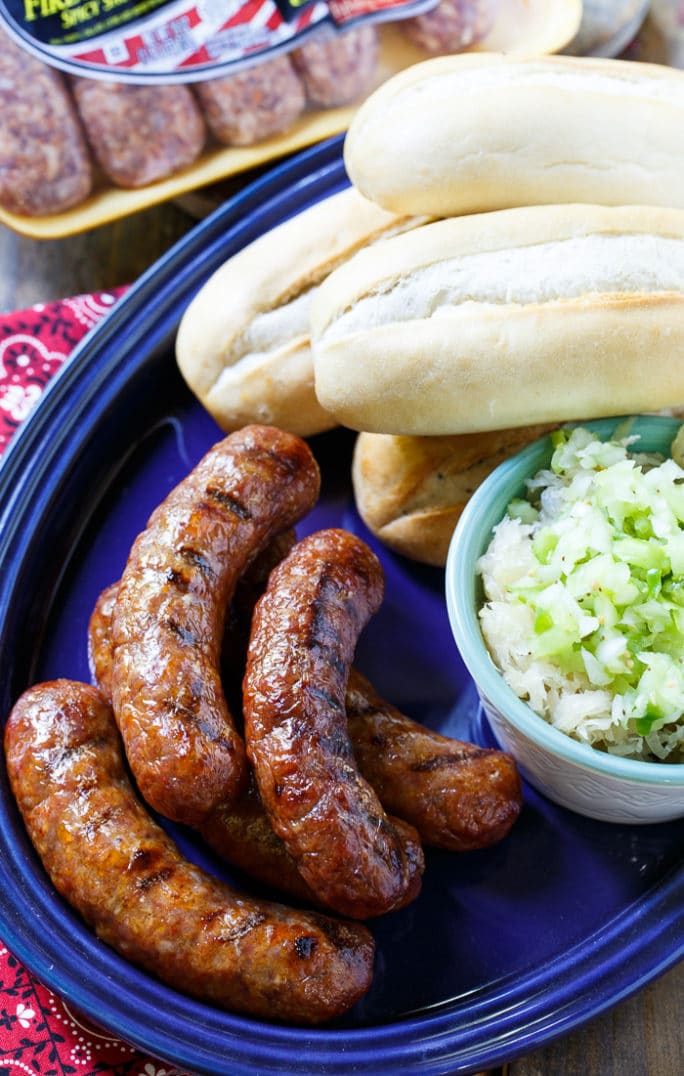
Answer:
[0,0,437,81]
[0,0,581,233]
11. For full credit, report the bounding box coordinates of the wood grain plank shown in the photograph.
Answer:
[508,960,684,1076]
[0,202,194,313]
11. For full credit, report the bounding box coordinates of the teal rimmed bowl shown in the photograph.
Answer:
[446,414,684,824]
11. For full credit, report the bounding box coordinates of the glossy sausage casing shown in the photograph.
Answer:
[347,669,522,850]
[111,425,320,826]
[89,569,423,912]
[88,531,297,709]
[4,680,374,1024]
[90,571,518,907]
[244,528,424,919]
[89,580,319,903]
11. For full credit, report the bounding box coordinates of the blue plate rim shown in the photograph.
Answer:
[0,134,681,1075]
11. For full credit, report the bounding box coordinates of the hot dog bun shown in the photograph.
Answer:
[175,186,429,437]
[310,203,684,436]
[352,426,557,566]
[344,52,684,217]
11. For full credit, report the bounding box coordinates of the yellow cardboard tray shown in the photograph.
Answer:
[0,0,583,239]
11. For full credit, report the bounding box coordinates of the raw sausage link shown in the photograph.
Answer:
[400,0,497,54]
[71,78,206,188]
[110,425,320,825]
[193,55,306,147]
[243,528,424,919]
[0,30,92,216]
[347,669,523,851]
[4,681,374,1024]
[291,26,379,109]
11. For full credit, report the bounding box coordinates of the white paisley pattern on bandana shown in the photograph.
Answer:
[0,290,126,455]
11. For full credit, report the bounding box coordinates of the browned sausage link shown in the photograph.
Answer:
[88,581,118,701]
[346,669,523,851]
[199,774,318,903]
[244,528,424,919]
[0,30,93,216]
[4,680,374,1024]
[111,425,320,826]
[91,580,422,908]
[221,527,296,710]
[90,576,421,903]
[199,779,424,913]
[89,581,316,902]
[89,531,296,713]
[89,566,513,886]
[71,78,206,188]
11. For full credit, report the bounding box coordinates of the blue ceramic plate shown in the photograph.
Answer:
[0,136,682,1076]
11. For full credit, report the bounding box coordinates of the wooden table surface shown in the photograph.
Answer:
[0,196,682,1076]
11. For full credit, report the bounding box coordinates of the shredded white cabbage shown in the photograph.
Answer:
[477,425,684,763]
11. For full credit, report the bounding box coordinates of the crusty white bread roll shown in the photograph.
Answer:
[353,425,557,566]
[310,203,684,436]
[175,187,429,437]
[343,52,684,217]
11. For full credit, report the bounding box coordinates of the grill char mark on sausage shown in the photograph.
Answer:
[5,679,375,1024]
[243,528,425,919]
[346,669,523,851]
[109,426,320,827]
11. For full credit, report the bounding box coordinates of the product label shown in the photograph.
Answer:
[18,0,171,44]
[0,0,437,81]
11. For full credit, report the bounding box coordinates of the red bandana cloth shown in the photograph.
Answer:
[0,290,127,453]
[0,290,192,1076]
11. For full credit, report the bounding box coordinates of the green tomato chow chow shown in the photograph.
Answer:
[477,422,684,763]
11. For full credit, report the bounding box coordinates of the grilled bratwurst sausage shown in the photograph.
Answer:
[89,582,319,903]
[91,574,516,908]
[347,669,522,850]
[89,530,297,709]
[244,528,424,919]
[208,673,521,870]
[200,782,424,914]
[89,568,423,912]
[87,581,118,701]
[110,425,320,826]
[4,680,374,1024]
